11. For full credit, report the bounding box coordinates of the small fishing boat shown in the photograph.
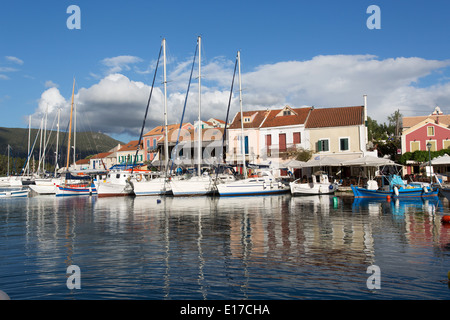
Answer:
[0,189,30,198]
[55,182,97,197]
[351,174,438,198]
[290,171,338,196]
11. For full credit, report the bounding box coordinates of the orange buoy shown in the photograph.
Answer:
[441,215,450,224]
[386,195,391,201]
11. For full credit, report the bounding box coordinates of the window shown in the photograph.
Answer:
[153,138,157,147]
[339,138,349,151]
[279,133,287,152]
[443,140,450,149]
[266,134,272,155]
[317,139,329,152]
[427,140,437,152]
[244,117,251,123]
[410,141,420,152]
[293,132,301,145]
[283,110,291,116]
[146,139,150,149]
[427,126,435,136]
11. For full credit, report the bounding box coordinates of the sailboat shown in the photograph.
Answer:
[216,51,289,196]
[29,108,62,195]
[170,36,216,197]
[0,145,27,188]
[131,38,172,196]
[55,78,97,197]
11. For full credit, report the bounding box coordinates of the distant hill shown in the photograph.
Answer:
[0,127,125,166]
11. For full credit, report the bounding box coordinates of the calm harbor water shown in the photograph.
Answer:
[0,192,449,300]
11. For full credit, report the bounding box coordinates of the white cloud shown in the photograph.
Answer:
[5,56,24,65]
[45,80,59,88]
[31,54,450,141]
[101,55,143,74]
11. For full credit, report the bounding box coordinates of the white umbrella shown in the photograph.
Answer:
[429,154,450,165]
[301,156,342,168]
[340,155,397,167]
[281,159,305,168]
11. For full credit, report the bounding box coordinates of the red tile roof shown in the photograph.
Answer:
[260,107,312,128]
[144,123,193,136]
[118,140,143,152]
[305,106,364,128]
[90,152,113,159]
[228,110,270,129]
[402,115,450,129]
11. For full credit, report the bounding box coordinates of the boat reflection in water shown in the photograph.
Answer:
[3,193,450,299]
[351,196,443,217]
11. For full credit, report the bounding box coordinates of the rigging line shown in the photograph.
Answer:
[22,125,42,175]
[131,43,163,174]
[169,41,199,175]
[214,53,239,186]
[35,110,58,173]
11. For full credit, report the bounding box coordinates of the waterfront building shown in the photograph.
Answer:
[143,123,193,162]
[401,106,450,175]
[225,102,372,175]
[116,140,144,166]
[89,152,113,170]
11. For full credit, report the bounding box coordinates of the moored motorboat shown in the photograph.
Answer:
[97,170,134,197]
[290,171,338,196]
[351,174,438,198]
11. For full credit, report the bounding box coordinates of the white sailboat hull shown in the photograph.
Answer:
[170,176,214,196]
[216,178,289,196]
[29,184,57,195]
[29,178,61,195]
[133,178,171,196]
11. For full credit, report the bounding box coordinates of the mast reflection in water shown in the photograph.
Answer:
[0,194,449,299]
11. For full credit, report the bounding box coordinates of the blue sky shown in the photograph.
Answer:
[1,0,450,142]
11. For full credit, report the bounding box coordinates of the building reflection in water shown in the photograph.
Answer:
[10,193,450,299]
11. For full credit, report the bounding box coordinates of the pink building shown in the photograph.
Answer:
[401,107,450,174]
[143,123,194,161]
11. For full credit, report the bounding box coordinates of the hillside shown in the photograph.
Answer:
[0,127,124,170]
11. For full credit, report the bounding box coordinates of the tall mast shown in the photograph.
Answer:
[238,51,247,179]
[27,115,31,176]
[43,105,48,173]
[197,36,202,176]
[66,78,76,170]
[163,39,169,171]
[73,102,77,166]
[38,117,43,174]
[7,144,10,177]
[55,108,60,176]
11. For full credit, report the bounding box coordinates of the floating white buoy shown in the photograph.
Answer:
[0,290,10,300]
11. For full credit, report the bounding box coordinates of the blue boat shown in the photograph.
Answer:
[351,174,439,198]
